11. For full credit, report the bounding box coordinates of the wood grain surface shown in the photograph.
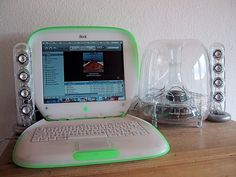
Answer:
[1,114,236,177]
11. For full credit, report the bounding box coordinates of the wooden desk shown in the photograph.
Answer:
[1,118,236,177]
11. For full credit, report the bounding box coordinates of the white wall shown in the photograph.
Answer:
[0,0,235,155]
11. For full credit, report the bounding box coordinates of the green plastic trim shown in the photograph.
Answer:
[73,149,119,161]
[27,26,140,79]
[12,119,170,168]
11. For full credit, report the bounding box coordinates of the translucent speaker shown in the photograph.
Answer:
[13,43,35,131]
[207,43,231,122]
[138,39,210,127]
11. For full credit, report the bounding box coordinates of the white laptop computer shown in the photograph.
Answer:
[13,26,170,168]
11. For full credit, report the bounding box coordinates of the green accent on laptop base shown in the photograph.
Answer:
[73,149,119,161]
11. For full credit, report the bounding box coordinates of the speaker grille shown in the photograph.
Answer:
[13,43,35,127]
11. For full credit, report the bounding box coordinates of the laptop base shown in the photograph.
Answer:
[13,115,170,168]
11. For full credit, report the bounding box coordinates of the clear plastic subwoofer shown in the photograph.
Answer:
[138,39,210,127]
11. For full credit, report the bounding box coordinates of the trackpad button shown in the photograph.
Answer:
[73,138,119,161]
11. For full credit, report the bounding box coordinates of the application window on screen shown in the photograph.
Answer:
[42,41,125,104]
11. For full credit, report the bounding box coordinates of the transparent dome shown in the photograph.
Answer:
[139,39,210,127]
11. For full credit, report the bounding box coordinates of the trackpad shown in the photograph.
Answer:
[76,138,112,151]
[73,138,119,161]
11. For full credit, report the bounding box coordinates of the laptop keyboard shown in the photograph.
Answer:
[31,120,149,142]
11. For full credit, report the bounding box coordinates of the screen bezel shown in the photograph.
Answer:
[28,27,138,120]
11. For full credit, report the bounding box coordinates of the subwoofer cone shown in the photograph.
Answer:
[166,90,188,102]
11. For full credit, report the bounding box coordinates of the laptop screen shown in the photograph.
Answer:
[42,41,125,104]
